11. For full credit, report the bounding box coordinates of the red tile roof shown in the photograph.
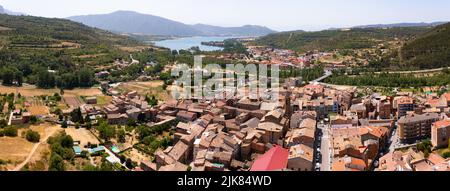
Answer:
[251,145,288,171]
[433,119,450,129]
[443,93,450,101]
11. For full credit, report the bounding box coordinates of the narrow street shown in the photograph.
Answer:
[318,122,332,171]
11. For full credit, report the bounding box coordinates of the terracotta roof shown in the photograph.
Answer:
[288,144,314,162]
[251,145,289,171]
[159,162,188,171]
[433,119,450,129]
[443,93,450,101]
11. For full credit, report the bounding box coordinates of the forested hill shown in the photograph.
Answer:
[0,14,141,89]
[0,14,138,47]
[255,27,429,52]
[398,22,450,69]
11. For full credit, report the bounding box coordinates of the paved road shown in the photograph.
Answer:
[310,70,333,84]
[388,123,399,152]
[318,122,332,171]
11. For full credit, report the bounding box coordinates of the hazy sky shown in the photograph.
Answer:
[1,0,450,31]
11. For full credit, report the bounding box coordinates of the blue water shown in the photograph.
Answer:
[153,36,231,51]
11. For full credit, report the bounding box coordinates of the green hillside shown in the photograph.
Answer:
[0,14,142,89]
[398,22,450,69]
[256,27,429,52]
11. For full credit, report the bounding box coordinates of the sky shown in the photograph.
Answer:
[1,0,450,31]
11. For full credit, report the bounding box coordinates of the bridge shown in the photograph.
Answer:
[310,70,333,84]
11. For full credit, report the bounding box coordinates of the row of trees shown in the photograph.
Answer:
[326,70,450,88]
[36,67,95,89]
[279,65,325,82]
[0,67,23,86]
[47,133,75,171]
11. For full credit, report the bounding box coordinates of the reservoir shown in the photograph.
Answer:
[152,36,231,51]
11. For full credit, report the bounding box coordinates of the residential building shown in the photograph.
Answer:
[431,119,450,148]
[398,113,440,143]
[287,144,314,171]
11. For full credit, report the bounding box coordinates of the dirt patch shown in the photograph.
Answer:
[63,96,83,108]
[65,128,100,148]
[64,88,103,97]
[117,80,170,100]
[124,148,152,163]
[0,85,58,97]
[0,137,34,166]
[26,142,51,171]
[26,123,61,138]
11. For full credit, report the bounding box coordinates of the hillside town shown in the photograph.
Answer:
[2,63,450,171]
[0,3,449,172]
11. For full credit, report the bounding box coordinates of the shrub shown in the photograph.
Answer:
[3,126,18,137]
[443,152,450,159]
[25,130,41,143]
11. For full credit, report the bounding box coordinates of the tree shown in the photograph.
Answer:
[118,129,126,143]
[97,121,115,141]
[61,120,68,128]
[125,158,134,169]
[37,70,56,89]
[3,126,18,137]
[60,135,74,148]
[127,118,136,127]
[15,71,23,86]
[29,116,38,124]
[70,108,84,124]
[49,154,65,171]
[146,95,158,107]
[0,119,7,128]
[86,121,92,130]
[1,67,16,86]
[78,67,95,87]
[25,130,40,143]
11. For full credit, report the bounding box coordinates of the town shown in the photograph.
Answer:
[0,1,449,172]
[1,40,450,171]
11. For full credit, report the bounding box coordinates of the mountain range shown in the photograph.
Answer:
[68,11,276,37]
[352,22,447,29]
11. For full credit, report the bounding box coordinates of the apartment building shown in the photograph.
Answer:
[398,113,440,143]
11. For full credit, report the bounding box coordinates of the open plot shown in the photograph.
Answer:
[63,96,83,108]
[64,88,103,97]
[116,80,171,100]
[95,95,113,106]
[27,123,61,138]
[124,148,152,163]
[0,137,34,168]
[0,85,59,97]
[65,128,100,148]
[27,98,50,116]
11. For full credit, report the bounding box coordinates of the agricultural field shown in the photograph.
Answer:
[0,84,59,97]
[27,97,50,116]
[63,96,84,108]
